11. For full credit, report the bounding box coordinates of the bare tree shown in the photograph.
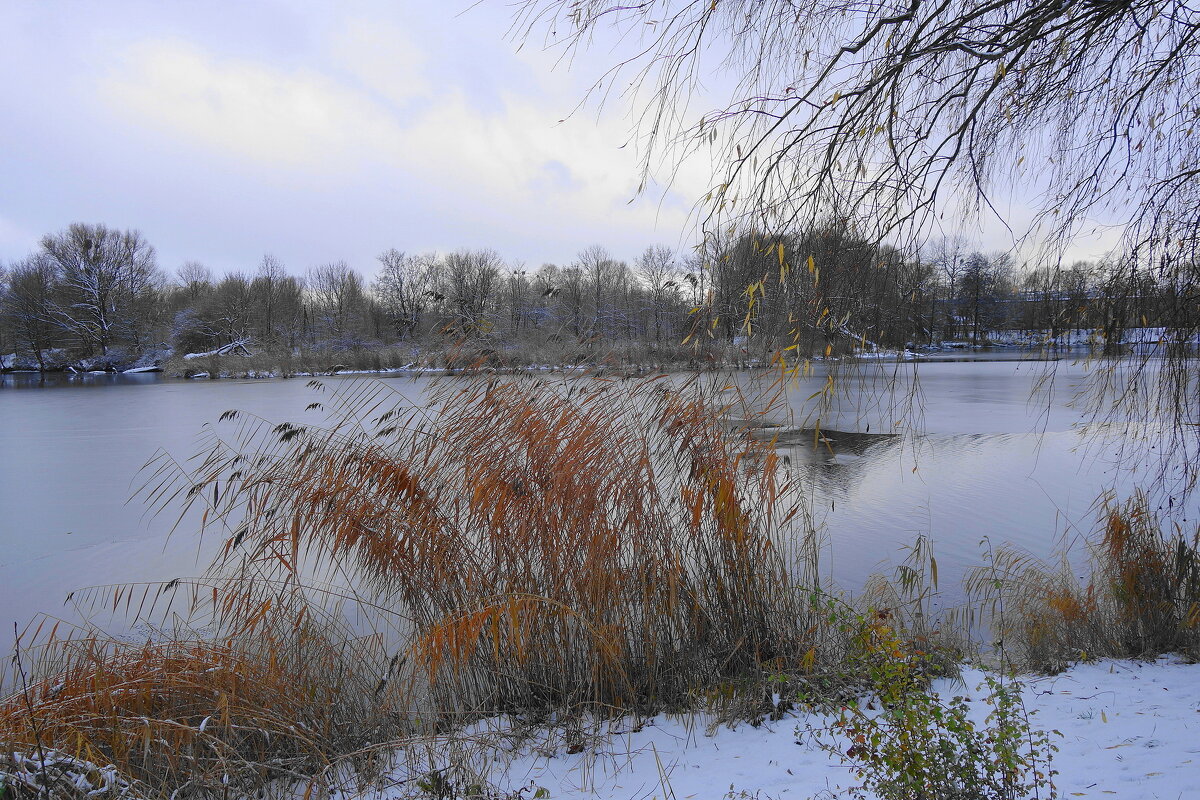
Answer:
[176,261,214,305]
[40,223,161,357]
[961,251,1012,344]
[308,261,369,345]
[558,264,586,338]
[273,273,306,350]
[250,255,287,345]
[507,264,528,336]
[925,238,970,342]
[373,249,434,340]
[529,263,561,330]
[1,255,61,370]
[440,249,502,338]
[636,245,682,342]
[180,271,256,352]
[575,245,622,335]
[514,2,1200,263]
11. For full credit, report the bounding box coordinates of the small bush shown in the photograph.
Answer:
[801,621,1058,800]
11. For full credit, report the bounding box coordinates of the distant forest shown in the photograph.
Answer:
[0,222,1188,373]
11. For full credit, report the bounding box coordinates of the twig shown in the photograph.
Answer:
[12,621,50,799]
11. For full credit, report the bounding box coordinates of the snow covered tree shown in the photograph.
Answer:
[40,223,162,357]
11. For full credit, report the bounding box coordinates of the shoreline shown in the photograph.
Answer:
[2,343,1092,383]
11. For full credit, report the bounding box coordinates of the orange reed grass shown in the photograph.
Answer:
[4,374,835,796]
[966,491,1200,670]
[138,374,822,715]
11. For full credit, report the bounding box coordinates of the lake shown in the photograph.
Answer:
[1,356,1192,652]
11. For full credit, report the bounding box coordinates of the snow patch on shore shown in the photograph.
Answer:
[428,657,1200,800]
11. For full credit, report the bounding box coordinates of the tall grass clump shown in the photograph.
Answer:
[0,614,391,798]
[967,491,1200,671]
[147,375,830,717]
[4,374,861,797]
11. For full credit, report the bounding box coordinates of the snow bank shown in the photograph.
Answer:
[852,349,924,360]
[987,327,1200,349]
[457,657,1199,800]
[183,340,253,359]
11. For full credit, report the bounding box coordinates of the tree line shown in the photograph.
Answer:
[1,222,1192,372]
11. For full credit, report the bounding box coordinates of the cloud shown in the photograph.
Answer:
[327,16,431,109]
[0,214,41,260]
[100,38,410,170]
[394,87,704,234]
[95,26,706,261]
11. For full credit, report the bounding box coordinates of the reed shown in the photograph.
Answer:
[153,374,826,715]
[3,374,861,797]
[0,617,390,797]
[966,491,1200,671]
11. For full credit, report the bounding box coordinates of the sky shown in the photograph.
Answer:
[0,0,1121,283]
[0,0,711,280]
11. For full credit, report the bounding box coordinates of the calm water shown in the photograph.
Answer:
[0,358,1193,648]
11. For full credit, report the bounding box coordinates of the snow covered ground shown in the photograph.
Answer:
[6,658,1192,799]
[986,327,1200,349]
[420,657,1200,800]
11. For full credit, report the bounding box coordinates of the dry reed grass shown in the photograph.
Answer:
[143,374,826,715]
[1,612,392,797]
[966,491,1200,671]
[5,374,876,798]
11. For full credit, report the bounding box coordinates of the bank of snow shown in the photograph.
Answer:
[380,657,1197,800]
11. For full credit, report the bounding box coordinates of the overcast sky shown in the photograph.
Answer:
[0,0,714,279]
[2,0,1122,282]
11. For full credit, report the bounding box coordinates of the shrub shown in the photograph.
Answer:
[801,621,1059,800]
